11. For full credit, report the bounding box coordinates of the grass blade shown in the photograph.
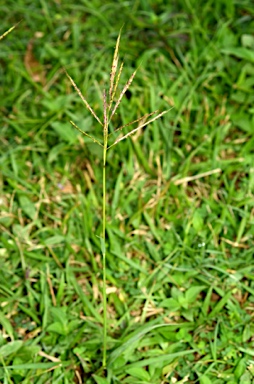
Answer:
[4,362,68,370]
[108,322,187,366]
[114,350,195,373]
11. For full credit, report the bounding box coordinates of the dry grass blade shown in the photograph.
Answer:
[109,32,121,102]
[108,109,171,149]
[110,69,137,120]
[70,121,103,147]
[174,168,222,185]
[65,70,103,126]
[108,110,159,137]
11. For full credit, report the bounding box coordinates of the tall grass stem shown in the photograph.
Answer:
[102,131,108,367]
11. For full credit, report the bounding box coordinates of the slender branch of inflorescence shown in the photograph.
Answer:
[108,110,159,137]
[108,109,171,149]
[110,69,137,121]
[0,22,20,41]
[70,121,103,147]
[65,70,103,126]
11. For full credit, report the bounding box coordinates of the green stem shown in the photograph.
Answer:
[102,136,108,368]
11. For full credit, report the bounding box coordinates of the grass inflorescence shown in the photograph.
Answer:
[65,31,170,367]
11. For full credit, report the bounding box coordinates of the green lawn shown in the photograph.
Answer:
[1,1,254,383]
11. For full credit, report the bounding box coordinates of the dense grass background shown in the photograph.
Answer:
[1,0,254,383]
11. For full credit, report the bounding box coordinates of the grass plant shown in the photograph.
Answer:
[1,1,254,382]
[65,32,169,368]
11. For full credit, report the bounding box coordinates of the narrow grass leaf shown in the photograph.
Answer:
[210,319,220,361]
[111,250,147,274]
[143,211,161,243]
[46,246,63,269]
[3,362,68,370]
[0,341,23,358]
[185,286,206,302]
[51,122,78,143]
[70,275,102,323]
[93,375,110,384]
[65,70,103,126]
[108,323,184,366]
[70,120,103,147]
[131,139,155,175]
[126,367,150,381]
[0,312,14,340]
[111,169,123,217]
[201,286,213,316]
[238,347,254,357]
[199,375,212,384]
[44,235,65,246]
[221,47,254,62]
[115,350,195,373]
[208,291,232,318]
[18,303,40,324]
[234,358,247,380]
